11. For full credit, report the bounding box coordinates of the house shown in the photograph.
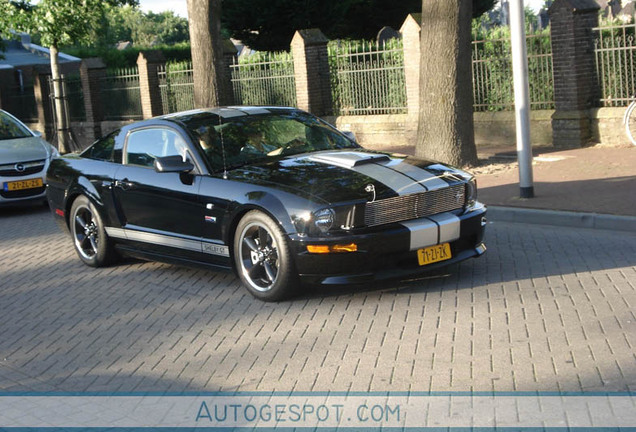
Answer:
[0,33,80,122]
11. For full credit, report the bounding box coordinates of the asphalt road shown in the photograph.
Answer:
[0,205,635,393]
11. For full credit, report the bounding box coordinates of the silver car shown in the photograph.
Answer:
[0,110,59,206]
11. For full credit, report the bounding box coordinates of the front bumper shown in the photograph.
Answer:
[291,204,487,285]
[0,172,48,206]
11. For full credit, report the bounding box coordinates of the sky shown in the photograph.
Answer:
[138,0,546,19]
[138,0,188,17]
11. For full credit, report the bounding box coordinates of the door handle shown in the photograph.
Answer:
[114,179,134,190]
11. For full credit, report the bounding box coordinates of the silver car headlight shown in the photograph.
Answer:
[313,208,335,233]
[49,146,60,160]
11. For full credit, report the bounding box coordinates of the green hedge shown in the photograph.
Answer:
[62,42,192,68]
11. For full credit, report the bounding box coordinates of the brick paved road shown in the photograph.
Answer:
[0,205,635,393]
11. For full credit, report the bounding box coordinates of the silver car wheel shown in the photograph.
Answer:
[238,221,280,292]
[72,204,99,260]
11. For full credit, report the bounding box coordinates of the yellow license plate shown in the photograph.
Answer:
[4,178,44,191]
[417,243,452,266]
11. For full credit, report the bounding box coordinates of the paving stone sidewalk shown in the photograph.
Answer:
[0,206,634,393]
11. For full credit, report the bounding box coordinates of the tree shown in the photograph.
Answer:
[0,0,135,153]
[415,0,478,167]
[90,5,189,48]
[187,0,231,108]
[222,0,496,52]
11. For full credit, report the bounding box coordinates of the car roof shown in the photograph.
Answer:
[159,106,299,122]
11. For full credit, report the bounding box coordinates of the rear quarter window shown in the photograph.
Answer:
[83,131,117,161]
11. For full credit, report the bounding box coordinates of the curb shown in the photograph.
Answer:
[487,206,636,233]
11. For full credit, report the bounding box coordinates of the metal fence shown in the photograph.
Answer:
[472,32,554,111]
[230,52,297,107]
[594,23,636,107]
[329,39,407,116]
[7,84,38,123]
[100,67,143,120]
[60,74,86,122]
[158,62,195,114]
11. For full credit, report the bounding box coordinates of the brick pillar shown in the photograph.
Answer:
[137,51,165,118]
[291,29,332,116]
[400,13,422,117]
[33,67,53,138]
[0,66,15,111]
[549,0,600,148]
[80,58,107,143]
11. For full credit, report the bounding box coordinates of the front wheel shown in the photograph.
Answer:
[69,195,116,267]
[233,210,298,301]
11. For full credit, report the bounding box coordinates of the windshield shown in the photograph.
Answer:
[0,111,32,141]
[181,111,359,172]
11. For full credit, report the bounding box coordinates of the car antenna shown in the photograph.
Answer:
[217,109,228,180]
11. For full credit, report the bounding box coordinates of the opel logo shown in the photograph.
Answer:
[14,163,25,172]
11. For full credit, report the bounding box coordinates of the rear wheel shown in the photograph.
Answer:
[69,195,116,267]
[233,210,298,301]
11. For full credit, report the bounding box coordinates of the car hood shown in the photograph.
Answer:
[0,136,51,164]
[225,149,467,204]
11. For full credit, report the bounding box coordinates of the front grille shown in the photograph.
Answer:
[0,186,46,199]
[0,160,46,177]
[364,183,466,227]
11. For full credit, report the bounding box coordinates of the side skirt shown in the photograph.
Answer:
[114,245,234,274]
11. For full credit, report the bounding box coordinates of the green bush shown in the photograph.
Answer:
[62,42,192,69]
[471,26,554,111]
[328,38,406,115]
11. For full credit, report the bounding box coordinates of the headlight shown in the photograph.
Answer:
[466,178,477,207]
[49,146,60,159]
[313,208,335,233]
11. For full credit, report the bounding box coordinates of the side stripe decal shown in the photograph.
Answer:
[104,227,230,257]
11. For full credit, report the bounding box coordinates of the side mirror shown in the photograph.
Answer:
[342,131,357,143]
[32,130,43,138]
[154,155,194,173]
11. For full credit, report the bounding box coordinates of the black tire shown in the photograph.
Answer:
[233,210,298,301]
[69,195,116,267]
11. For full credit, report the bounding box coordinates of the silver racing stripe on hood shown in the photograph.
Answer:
[353,163,426,195]
[380,157,452,191]
[306,151,450,196]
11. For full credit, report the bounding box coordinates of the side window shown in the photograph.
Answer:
[83,131,117,161]
[125,128,189,168]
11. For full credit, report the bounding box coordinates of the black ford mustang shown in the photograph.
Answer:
[46,107,487,301]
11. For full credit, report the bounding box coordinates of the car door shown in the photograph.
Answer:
[112,126,205,259]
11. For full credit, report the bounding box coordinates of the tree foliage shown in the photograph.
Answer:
[0,0,135,153]
[0,0,128,47]
[96,5,189,47]
[223,0,496,51]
